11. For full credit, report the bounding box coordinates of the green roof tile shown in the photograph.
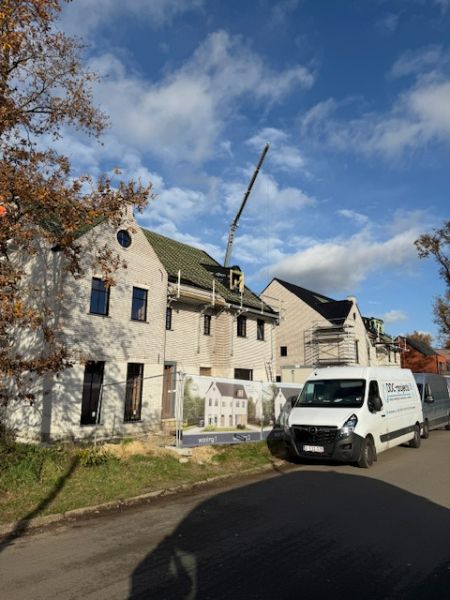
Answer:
[142,228,275,314]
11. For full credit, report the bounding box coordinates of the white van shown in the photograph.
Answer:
[287,367,423,468]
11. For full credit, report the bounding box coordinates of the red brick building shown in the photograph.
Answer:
[397,337,447,374]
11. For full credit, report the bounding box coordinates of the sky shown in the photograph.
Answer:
[57,0,450,342]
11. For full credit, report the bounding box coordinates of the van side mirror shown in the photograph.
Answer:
[425,394,434,404]
[369,396,383,413]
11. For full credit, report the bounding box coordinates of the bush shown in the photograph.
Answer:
[77,445,111,467]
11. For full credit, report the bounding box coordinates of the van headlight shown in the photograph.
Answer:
[339,414,358,438]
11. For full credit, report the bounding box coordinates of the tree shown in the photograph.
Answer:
[415,221,450,346]
[405,331,434,348]
[183,378,204,427]
[0,1,151,403]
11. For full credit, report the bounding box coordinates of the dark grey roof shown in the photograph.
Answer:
[405,337,437,357]
[143,229,276,314]
[272,278,352,325]
[206,382,248,398]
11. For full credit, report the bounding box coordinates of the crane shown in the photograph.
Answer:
[223,143,269,268]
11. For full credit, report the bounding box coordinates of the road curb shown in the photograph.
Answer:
[0,460,289,539]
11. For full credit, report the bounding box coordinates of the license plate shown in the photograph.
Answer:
[303,445,324,453]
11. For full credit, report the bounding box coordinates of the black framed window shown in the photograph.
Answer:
[237,315,247,337]
[257,319,265,341]
[80,361,104,425]
[117,230,132,248]
[166,307,172,330]
[124,363,143,422]
[204,314,211,335]
[280,346,287,357]
[355,340,359,364]
[89,278,110,316]
[131,287,147,321]
[234,368,253,381]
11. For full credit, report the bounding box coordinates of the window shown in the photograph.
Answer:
[80,361,104,425]
[237,315,247,337]
[280,346,287,357]
[355,340,360,364]
[204,314,211,335]
[234,368,253,381]
[124,363,143,422]
[297,379,365,408]
[166,306,172,330]
[131,287,147,321]
[117,230,132,248]
[257,319,265,341]
[89,278,110,316]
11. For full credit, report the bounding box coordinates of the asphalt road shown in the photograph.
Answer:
[1,431,450,600]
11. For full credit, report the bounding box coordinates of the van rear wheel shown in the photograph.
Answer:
[357,436,375,468]
[422,420,430,439]
[409,425,421,448]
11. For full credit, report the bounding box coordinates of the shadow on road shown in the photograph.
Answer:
[0,455,79,554]
[129,469,450,599]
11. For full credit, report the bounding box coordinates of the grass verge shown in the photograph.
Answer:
[0,439,277,525]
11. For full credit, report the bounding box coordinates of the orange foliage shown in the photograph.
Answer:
[0,1,152,403]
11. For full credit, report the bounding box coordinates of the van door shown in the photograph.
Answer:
[423,381,437,427]
[367,380,389,452]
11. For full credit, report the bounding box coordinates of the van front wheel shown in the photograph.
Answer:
[409,425,421,448]
[422,420,430,439]
[357,437,375,468]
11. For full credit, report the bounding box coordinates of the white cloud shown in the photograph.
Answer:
[376,13,400,35]
[271,0,300,24]
[90,32,314,165]
[338,210,369,226]
[223,171,316,219]
[382,310,408,324]
[302,76,450,158]
[390,46,445,78]
[247,128,307,173]
[229,233,286,266]
[435,0,450,15]
[60,0,204,36]
[262,221,423,295]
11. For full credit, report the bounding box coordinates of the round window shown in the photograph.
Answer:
[117,230,132,248]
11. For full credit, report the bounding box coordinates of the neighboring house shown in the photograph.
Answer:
[397,337,447,374]
[362,317,402,367]
[261,278,400,384]
[204,382,247,428]
[435,348,450,375]
[143,230,279,421]
[5,211,278,441]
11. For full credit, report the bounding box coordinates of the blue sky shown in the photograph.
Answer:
[58,0,450,342]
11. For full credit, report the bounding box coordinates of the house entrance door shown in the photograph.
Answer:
[162,362,176,418]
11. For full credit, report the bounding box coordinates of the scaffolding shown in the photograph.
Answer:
[304,320,357,367]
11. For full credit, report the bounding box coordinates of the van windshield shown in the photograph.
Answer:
[295,379,366,408]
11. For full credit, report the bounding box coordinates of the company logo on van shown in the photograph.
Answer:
[386,382,411,394]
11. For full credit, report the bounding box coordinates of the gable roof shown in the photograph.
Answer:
[142,229,276,313]
[206,382,248,398]
[404,336,438,357]
[272,278,353,325]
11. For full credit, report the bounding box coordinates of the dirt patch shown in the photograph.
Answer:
[104,440,173,460]
[190,446,220,464]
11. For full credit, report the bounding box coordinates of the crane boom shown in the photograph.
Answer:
[223,143,269,267]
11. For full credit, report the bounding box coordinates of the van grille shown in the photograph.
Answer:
[291,425,338,447]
